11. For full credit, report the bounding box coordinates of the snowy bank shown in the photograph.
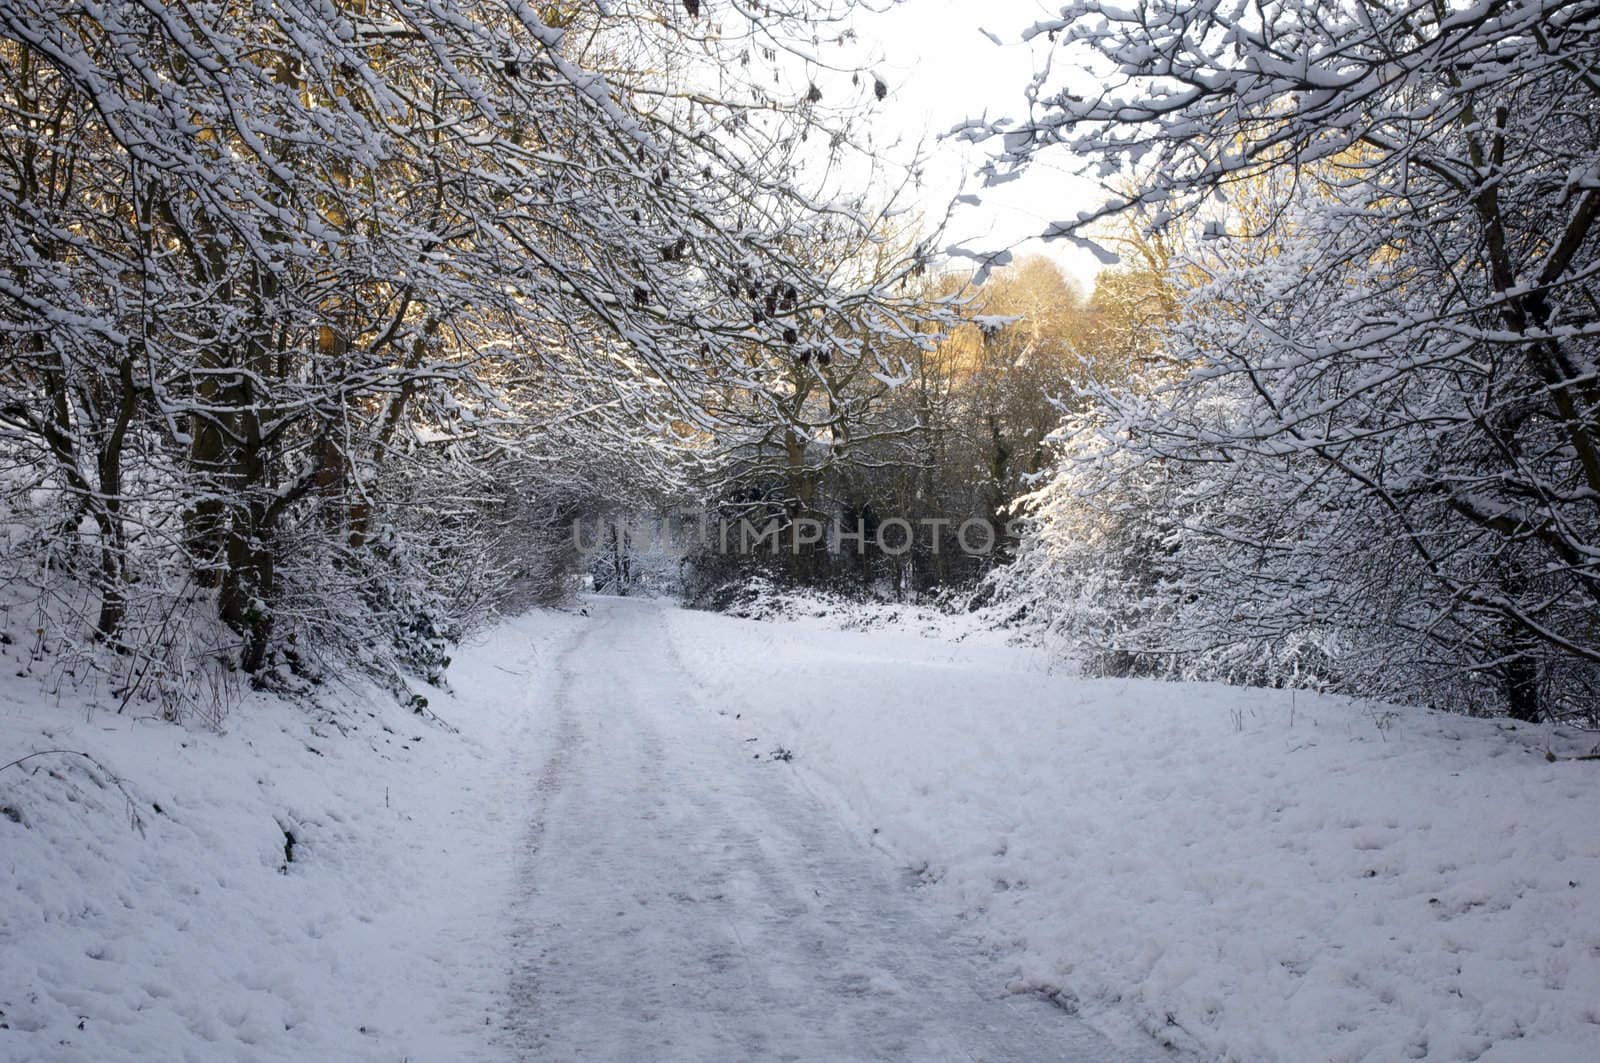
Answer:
[0,610,578,1062]
[664,606,1600,1062]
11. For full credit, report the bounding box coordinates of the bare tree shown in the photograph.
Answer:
[985,1,1600,721]
[0,0,928,696]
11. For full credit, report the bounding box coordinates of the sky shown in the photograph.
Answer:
[856,0,1107,290]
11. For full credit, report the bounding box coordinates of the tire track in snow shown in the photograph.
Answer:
[500,597,1145,1061]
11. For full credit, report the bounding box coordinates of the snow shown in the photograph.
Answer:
[6,596,1599,1061]
[498,596,1136,1060]
[662,603,1600,1061]
[0,609,582,1061]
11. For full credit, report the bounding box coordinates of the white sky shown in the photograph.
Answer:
[857,0,1107,290]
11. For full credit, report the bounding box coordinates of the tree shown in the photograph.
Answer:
[983,0,1600,721]
[934,257,1087,555]
[0,0,927,695]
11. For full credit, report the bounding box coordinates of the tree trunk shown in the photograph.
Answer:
[220,498,275,674]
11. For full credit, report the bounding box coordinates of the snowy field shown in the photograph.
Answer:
[4,597,1599,1061]
[662,605,1600,1062]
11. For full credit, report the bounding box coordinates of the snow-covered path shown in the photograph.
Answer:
[8,597,1594,1060]
[499,596,1136,1061]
